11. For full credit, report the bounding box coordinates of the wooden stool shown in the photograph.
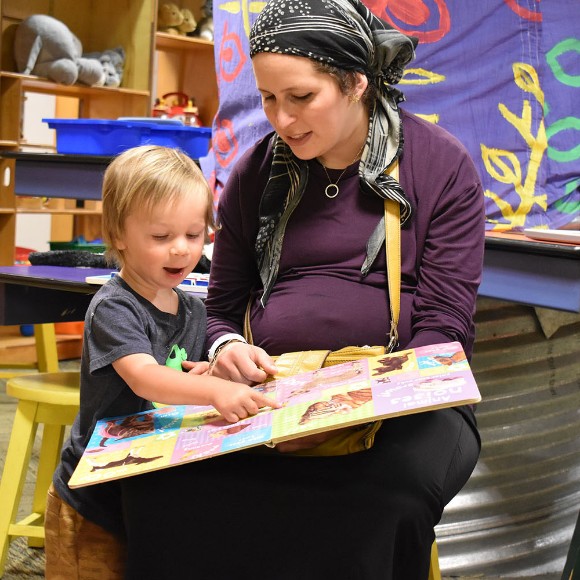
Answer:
[0,371,80,576]
[0,323,60,379]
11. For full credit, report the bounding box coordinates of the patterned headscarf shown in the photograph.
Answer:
[249,0,418,305]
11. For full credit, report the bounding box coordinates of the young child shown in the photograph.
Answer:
[44,145,278,579]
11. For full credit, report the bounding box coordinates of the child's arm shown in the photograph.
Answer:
[112,353,279,423]
[183,360,210,375]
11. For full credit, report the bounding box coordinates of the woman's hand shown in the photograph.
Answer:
[210,341,278,385]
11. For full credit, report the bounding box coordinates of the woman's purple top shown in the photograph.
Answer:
[206,109,485,360]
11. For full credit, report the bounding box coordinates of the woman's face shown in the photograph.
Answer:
[252,52,368,168]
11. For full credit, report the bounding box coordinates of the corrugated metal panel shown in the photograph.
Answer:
[436,298,580,577]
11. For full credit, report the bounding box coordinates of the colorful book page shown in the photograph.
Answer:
[69,342,480,488]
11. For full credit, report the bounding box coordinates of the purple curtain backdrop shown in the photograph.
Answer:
[199,0,580,231]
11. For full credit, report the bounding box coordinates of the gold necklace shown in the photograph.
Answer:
[321,141,365,199]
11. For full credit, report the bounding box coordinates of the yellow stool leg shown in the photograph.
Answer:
[27,421,67,548]
[429,540,442,580]
[0,323,59,378]
[0,400,39,576]
[34,323,59,373]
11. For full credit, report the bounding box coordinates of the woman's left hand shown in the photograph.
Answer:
[274,427,351,453]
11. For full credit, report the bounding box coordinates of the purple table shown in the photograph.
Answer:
[1,152,111,201]
[2,236,580,327]
[0,265,207,326]
[480,233,580,313]
[0,265,110,325]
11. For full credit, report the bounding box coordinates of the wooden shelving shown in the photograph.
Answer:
[0,0,218,266]
[154,30,218,128]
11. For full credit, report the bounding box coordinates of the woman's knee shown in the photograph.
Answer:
[440,414,480,506]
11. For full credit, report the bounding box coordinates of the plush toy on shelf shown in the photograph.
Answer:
[189,0,213,41]
[157,3,184,35]
[158,3,198,37]
[83,47,125,87]
[14,14,108,86]
[177,8,197,36]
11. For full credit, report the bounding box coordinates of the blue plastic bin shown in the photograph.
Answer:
[42,119,212,158]
[139,123,212,158]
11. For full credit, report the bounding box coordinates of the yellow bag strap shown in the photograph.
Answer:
[385,160,401,353]
[272,350,331,378]
[243,297,254,344]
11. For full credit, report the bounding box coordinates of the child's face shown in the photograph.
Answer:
[116,191,206,293]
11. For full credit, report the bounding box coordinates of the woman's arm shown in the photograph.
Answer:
[205,138,272,348]
[401,112,485,358]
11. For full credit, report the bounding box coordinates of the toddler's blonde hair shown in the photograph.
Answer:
[101,145,215,267]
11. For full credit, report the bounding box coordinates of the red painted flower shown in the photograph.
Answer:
[218,21,247,83]
[364,0,451,44]
[213,117,239,169]
[504,0,542,22]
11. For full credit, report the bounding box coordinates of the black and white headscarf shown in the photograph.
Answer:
[249,0,418,305]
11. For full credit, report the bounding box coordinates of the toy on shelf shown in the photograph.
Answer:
[178,8,197,36]
[183,99,202,127]
[82,47,125,88]
[14,14,108,86]
[13,15,124,87]
[157,3,196,36]
[152,97,170,118]
[153,92,202,126]
[188,0,213,41]
[157,3,183,35]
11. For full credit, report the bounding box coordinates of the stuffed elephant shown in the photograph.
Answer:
[14,14,105,86]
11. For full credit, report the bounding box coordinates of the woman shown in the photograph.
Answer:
[121,1,485,578]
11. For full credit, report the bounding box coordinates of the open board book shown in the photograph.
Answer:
[85,271,209,295]
[69,341,481,488]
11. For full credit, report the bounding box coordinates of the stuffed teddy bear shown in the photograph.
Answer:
[14,14,106,86]
[157,3,183,35]
[177,8,197,36]
[83,47,125,87]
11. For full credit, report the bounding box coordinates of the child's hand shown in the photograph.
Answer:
[211,382,280,423]
[182,360,210,375]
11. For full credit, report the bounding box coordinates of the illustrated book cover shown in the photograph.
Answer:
[69,341,481,488]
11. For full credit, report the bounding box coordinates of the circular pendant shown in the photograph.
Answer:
[325,184,339,199]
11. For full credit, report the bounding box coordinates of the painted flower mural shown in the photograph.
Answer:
[200,0,579,230]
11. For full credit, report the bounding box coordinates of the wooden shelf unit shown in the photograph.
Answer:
[154,31,217,127]
[0,0,218,266]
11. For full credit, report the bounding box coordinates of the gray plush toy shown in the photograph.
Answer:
[14,14,106,86]
[83,47,126,88]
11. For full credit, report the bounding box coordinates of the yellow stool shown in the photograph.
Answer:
[0,371,80,576]
[0,323,60,379]
[429,540,441,580]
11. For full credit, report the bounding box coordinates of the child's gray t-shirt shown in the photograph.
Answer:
[53,275,207,534]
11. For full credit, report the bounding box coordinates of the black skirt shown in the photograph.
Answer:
[121,407,479,580]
